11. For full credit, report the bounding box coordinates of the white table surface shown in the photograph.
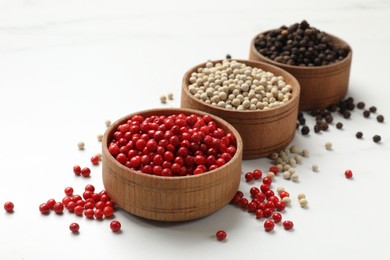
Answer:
[1,0,389,259]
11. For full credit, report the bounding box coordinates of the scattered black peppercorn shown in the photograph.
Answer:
[357,102,365,109]
[373,135,381,143]
[356,131,363,139]
[226,54,232,59]
[369,106,377,113]
[314,125,321,133]
[363,110,370,118]
[343,111,351,119]
[298,117,306,125]
[377,115,384,123]
[336,122,343,129]
[301,125,310,135]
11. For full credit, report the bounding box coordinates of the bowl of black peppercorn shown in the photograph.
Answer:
[249,20,352,111]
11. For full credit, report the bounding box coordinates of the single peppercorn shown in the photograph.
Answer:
[363,110,370,118]
[355,131,363,139]
[225,54,231,59]
[336,122,343,129]
[343,111,351,119]
[377,115,384,123]
[4,202,14,213]
[216,230,227,241]
[301,125,310,135]
[110,220,122,232]
[264,220,275,232]
[357,102,365,109]
[283,220,294,230]
[369,106,377,113]
[373,135,381,143]
[345,170,353,179]
[69,223,80,233]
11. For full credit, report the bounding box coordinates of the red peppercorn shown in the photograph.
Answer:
[247,201,258,213]
[74,205,84,216]
[279,191,290,199]
[91,155,100,165]
[255,209,264,219]
[81,167,91,177]
[245,172,254,182]
[4,201,14,213]
[272,212,282,223]
[283,220,294,230]
[73,165,81,176]
[269,166,279,175]
[252,169,262,180]
[94,209,104,219]
[275,201,286,211]
[255,192,266,202]
[103,206,114,217]
[250,187,260,197]
[39,203,50,214]
[345,170,353,179]
[215,230,227,241]
[263,208,273,218]
[66,201,76,212]
[53,202,64,214]
[262,177,272,185]
[264,220,275,232]
[110,220,122,232]
[46,199,56,209]
[69,223,80,233]
[84,209,95,218]
[238,198,249,209]
[64,187,74,196]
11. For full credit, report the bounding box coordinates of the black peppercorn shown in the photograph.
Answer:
[373,135,381,143]
[301,125,310,135]
[355,131,363,139]
[298,117,306,125]
[226,54,232,59]
[357,102,365,109]
[377,115,384,123]
[369,106,377,113]
[343,111,351,119]
[314,125,321,133]
[336,122,343,129]
[363,110,370,118]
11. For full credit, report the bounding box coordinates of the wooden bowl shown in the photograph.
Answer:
[249,32,352,111]
[181,59,300,160]
[102,108,243,222]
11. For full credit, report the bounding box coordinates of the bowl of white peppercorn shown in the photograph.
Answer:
[249,20,352,111]
[181,59,300,159]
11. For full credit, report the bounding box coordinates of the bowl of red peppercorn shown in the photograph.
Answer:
[102,108,243,221]
[181,59,300,159]
[249,20,352,111]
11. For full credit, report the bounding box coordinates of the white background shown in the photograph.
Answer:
[1,0,389,259]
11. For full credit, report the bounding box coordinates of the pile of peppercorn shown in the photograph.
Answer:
[254,20,350,66]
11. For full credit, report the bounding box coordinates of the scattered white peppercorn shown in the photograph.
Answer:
[301,149,310,157]
[312,164,319,172]
[187,60,293,110]
[325,142,333,150]
[299,198,308,208]
[167,93,174,100]
[294,155,302,164]
[276,187,285,193]
[105,120,111,128]
[297,193,306,200]
[97,134,103,142]
[160,95,167,104]
[267,171,275,179]
[289,145,300,154]
[288,168,295,174]
[282,197,291,206]
[283,171,291,179]
[77,142,85,150]
[291,173,299,182]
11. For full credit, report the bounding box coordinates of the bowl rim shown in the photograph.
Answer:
[102,107,243,181]
[250,30,353,71]
[182,59,301,115]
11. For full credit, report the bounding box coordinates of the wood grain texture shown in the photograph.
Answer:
[181,59,300,159]
[249,32,352,111]
[102,108,243,222]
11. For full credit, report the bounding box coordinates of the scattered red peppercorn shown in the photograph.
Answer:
[81,167,91,177]
[215,230,227,241]
[69,223,80,233]
[252,169,262,179]
[110,220,122,232]
[4,201,14,213]
[39,203,50,214]
[345,170,353,179]
[64,187,74,196]
[53,202,64,214]
[91,155,100,165]
[283,220,294,230]
[73,165,81,176]
[272,212,282,223]
[244,172,254,182]
[264,220,275,232]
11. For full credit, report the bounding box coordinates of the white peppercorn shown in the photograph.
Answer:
[312,164,319,172]
[283,171,291,179]
[299,198,308,208]
[160,95,167,104]
[297,193,306,200]
[105,120,111,128]
[97,134,103,142]
[301,149,310,157]
[291,173,299,182]
[325,142,333,150]
[77,142,85,150]
[267,171,275,179]
[167,93,174,100]
[277,187,285,193]
[282,197,291,206]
